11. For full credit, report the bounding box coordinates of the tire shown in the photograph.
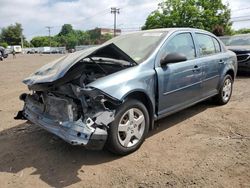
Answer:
[213,74,233,105]
[0,52,3,61]
[106,99,150,155]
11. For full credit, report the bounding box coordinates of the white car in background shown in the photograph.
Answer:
[8,45,22,53]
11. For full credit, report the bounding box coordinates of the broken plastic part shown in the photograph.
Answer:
[86,117,94,127]
[94,111,115,126]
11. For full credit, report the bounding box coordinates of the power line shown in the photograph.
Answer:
[231,15,250,20]
[26,28,46,37]
[52,8,110,28]
[232,18,250,23]
[232,7,250,12]
[23,3,157,38]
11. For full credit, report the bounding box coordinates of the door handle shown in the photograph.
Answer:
[192,65,200,72]
[219,59,225,64]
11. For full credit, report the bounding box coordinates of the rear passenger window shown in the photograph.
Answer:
[165,33,196,60]
[213,38,221,53]
[196,34,216,56]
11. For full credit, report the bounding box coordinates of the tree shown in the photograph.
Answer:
[23,40,32,48]
[87,28,113,44]
[143,0,232,35]
[31,36,58,47]
[30,25,114,49]
[58,24,74,36]
[233,28,250,35]
[1,23,24,45]
[101,33,113,42]
[0,42,8,48]
[56,24,78,49]
[75,30,91,45]
[213,25,224,36]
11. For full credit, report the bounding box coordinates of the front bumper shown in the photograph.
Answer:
[238,60,250,72]
[19,95,108,150]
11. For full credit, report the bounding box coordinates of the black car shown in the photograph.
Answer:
[220,34,250,73]
[0,46,8,60]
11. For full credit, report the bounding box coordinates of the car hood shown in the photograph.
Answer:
[23,43,137,86]
[227,45,250,53]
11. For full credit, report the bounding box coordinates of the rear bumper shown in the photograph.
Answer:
[20,95,108,150]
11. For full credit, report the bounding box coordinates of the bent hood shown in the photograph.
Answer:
[23,43,136,86]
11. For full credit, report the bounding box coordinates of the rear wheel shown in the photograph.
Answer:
[213,74,233,105]
[106,99,149,155]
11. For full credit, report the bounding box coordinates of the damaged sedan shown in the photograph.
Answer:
[16,28,237,155]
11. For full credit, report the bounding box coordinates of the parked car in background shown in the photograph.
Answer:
[0,46,9,60]
[219,36,231,46]
[16,28,237,155]
[38,46,51,54]
[220,34,250,73]
[26,48,38,54]
[8,45,22,53]
[0,46,4,60]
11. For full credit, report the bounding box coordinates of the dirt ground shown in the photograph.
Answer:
[0,54,249,188]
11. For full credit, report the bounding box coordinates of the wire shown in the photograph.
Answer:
[232,18,250,23]
[25,28,46,37]
[232,7,250,12]
[231,15,250,20]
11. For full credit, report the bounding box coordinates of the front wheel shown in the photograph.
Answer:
[106,99,150,155]
[0,52,3,61]
[213,74,233,105]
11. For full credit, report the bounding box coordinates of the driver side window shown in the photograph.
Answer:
[164,33,196,60]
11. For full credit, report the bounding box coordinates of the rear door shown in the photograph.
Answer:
[194,33,223,97]
[155,32,203,117]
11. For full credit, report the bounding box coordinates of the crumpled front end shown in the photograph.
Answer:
[15,84,121,150]
[15,42,137,149]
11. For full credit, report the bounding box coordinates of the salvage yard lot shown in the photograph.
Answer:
[0,54,249,187]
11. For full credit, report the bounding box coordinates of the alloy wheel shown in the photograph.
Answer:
[117,108,145,148]
[222,78,232,102]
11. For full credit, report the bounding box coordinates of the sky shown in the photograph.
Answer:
[0,0,250,40]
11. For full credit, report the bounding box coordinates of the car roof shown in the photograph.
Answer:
[125,27,212,35]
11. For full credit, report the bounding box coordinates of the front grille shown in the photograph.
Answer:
[237,54,250,62]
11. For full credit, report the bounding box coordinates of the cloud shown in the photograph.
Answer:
[0,0,249,40]
[223,0,250,30]
[0,0,160,39]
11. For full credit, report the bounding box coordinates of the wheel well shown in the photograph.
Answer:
[124,91,154,130]
[226,69,235,81]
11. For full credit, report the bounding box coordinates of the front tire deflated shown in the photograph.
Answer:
[106,99,150,155]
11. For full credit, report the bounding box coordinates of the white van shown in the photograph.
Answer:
[8,45,22,53]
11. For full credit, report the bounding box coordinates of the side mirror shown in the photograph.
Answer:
[160,52,187,66]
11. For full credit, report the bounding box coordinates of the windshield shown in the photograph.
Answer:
[221,35,250,46]
[105,31,167,63]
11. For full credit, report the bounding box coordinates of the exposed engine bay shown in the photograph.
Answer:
[15,56,133,149]
[70,57,131,86]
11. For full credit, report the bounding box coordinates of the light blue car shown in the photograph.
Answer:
[16,28,237,155]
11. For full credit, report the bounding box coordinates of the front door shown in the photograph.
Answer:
[155,32,203,117]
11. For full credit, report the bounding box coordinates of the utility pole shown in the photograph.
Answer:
[111,7,120,37]
[46,26,53,47]
[20,35,24,49]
